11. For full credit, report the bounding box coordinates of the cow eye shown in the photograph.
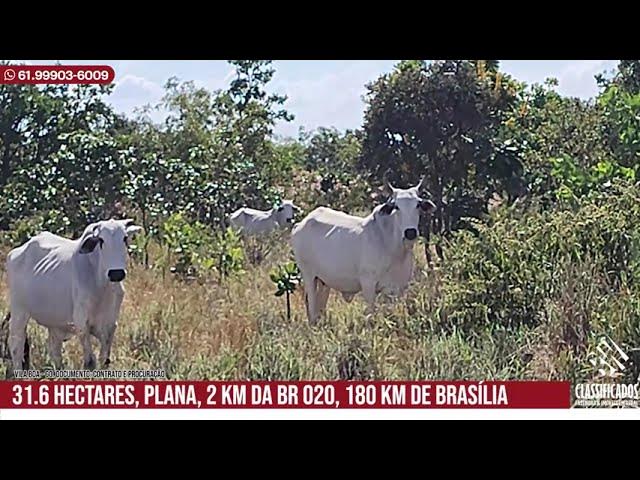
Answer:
[123,236,129,244]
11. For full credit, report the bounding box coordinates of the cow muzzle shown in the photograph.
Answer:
[108,269,126,282]
[404,228,418,241]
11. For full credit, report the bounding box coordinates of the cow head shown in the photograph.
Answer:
[78,219,143,283]
[274,200,301,226]
[378,177,436,243]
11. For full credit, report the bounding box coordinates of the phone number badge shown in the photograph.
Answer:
[1,65,115,84]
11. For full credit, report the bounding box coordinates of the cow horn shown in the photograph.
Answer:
[123,218,135,227]
[382,170,396,193]
[415,176,426,192]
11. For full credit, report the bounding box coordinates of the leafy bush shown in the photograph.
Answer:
[550,155,636,202]
[599,83,640,166]
[505,80,613,204]
[159,212,216,279]
[211,227,245,280]
[438,181,640,330]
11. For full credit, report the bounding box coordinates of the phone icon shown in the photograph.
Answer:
[4,69,16,81]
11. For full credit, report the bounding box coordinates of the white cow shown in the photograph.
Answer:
[5,219,142,374]
[291,179,436,325]
[229,200,301,235]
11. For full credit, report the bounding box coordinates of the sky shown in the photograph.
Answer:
[14,60,620,138]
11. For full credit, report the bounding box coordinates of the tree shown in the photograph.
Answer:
[504,79,613,203]
[360,60,524,260]
[0,79,126,232]
[615,60,640,94]
[118,62,295,239]
[596,61,640,168]
[285,127,372,213]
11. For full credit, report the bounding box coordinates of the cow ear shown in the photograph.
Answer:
[419,199,437,214]
[79,236,103,254]
[126,225,143,238]
[380,202,396,215]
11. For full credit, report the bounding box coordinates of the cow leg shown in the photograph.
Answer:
[316,279,331,317]
[8,309,29,375]
[47,328,65,370]
[301,271,319,325]
[98,324,116,368]
[97,285,123,368]
[360,279,378,316]
[73,304,96,370]
[79,330,96,370]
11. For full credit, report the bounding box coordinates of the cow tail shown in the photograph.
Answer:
[23,335,30,370]
[0,312,29,368]
[1,311,9,360]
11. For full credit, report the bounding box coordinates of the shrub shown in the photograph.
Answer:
[438,181,640,330]
[159,212,216,279]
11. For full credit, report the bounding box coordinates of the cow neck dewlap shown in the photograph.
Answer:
[369,211,414,255]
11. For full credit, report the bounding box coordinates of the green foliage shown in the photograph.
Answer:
[289,127,372,213]
[361,60,525,233]
[439,182,640,330]
[0,78,124,232]
[550,156,636,202]
[270,261,301,297]
[600,60,640,96]
[159,212,216,278]
[504,80,613,203]
[158,213,244,280]
[115,61,294,240]
[212,227,245,279]
[599,83,640,165]
[269,261,301,320]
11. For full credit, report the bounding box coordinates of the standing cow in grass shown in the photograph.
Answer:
[291,178,436,325]
[5,219,142,375]
[229,200,301,236]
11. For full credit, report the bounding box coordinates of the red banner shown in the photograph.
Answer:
[0,381,570,409]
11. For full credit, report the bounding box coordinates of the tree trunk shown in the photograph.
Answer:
[0,147,12,188]
[141,207,149,268]
[218,252,224,283]
[286,291,291,321]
